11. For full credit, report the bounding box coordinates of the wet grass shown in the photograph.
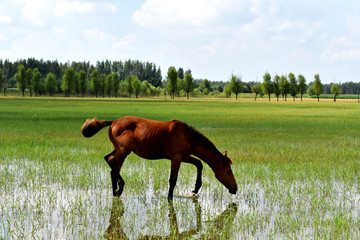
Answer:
[0,97,359,239]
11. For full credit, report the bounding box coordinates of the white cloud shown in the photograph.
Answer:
[82,29,138,51]
[2,0,116,27]
[132,0,243,27]
[347,16,360,38]
[321,37,360,62]
[0,15,12,24]
[20,0,54,27]
[249,0,278,16]
[82,28,116,44]
[273,20,321,36]
[55,1,116,17]
[113,34,138,49]
[321,15,360,62]
[321,48,360,62]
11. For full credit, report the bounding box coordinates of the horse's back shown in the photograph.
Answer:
[109,117,192,159]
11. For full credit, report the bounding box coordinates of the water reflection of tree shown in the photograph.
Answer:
[104,198,238,239]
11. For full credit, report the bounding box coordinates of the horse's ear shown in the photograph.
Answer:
[223,151,227,157]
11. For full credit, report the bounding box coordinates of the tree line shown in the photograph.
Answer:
[0,58,359,100]
[0,58,162,97]
[219,72,344,102]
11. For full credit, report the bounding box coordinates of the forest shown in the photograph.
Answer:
[1,58,360,99]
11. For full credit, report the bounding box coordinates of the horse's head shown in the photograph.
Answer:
[214,151,237,194]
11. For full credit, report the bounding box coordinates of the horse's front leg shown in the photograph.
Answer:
[183,156,203,194]
[168,155,182,201]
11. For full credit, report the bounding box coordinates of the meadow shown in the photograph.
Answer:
[0,97,359,239]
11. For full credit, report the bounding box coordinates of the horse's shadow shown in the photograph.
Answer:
[104,198,238,239]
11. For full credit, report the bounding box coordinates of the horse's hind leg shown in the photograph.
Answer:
[104,150,129,197]
[104,151,118,196]
[183,156,203,194]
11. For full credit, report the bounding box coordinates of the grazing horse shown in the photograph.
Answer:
[81,116,237,201]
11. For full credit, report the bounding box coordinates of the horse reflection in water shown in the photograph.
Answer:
[104,198,238,239]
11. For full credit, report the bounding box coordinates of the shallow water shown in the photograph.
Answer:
[0,158,359,239]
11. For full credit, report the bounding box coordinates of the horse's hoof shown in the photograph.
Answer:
[185,192,199,200]
[114,189,122,197]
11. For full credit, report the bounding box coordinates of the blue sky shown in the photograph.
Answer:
[0,0,359,83]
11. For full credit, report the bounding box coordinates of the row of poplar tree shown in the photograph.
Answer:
[222,72,344,102]
[3,65,164,98]
[0,64,343,101]
[0,61,207,99]
[0,58,352,101]
[0,58,164,97]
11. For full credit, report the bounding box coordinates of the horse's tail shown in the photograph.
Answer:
[81,118,112,138]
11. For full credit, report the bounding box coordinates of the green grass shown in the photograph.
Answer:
[0,97,359,239]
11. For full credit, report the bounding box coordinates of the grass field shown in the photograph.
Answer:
[0,97,359,239]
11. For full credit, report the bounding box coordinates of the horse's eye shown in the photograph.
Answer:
[227,169,232,175]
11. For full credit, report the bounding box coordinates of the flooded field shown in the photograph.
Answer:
[1,157,359,239]
[1,98,360,239]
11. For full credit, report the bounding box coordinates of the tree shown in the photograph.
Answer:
[201,79,211,93]
[262,73,272,101]
[14,65,27,97]
[313,74,323,102]
[78,70,87,97]
[279,75,290,101]
[288,72,298,101]
[90,69,100,97]
[1,72,6,96]
[173,78,181,98]
[251,82,262,101]
[0,69,3,94]
[156,86,162,97]
[178,67,184,80]
[141,80,151,97]
[224,83,232,98]
[202,88,210,95]
[230,74,243,100]
[26,68,33,97]
[297,74,307,101]
[183,71,194,99]
[61,67,75,97]
[45,72,57,96]
[307,86,315,97]
[175,78,183,98]
[105,74,112,98]
[119,81,127,96]
[167,67,178,99]
[124,76,133,97]
[154,67,162,87]
[112,72,120,98]
[331,83,341,102]
[73,71,79,97]
[131,76,141,98]
[100,74,106,98]
[31,68,42,97]
[273,75,281,101]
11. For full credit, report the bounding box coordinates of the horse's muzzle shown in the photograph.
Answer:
[229,185,237,194]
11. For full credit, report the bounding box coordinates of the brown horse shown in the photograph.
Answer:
[81,116,237,201]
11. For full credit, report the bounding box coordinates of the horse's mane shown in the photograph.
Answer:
[184,123,232,164]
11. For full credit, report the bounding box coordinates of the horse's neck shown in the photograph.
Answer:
[193,143,221,170]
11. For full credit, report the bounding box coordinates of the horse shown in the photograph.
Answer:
[81,116,237,201]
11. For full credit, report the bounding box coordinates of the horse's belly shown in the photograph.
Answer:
[133,147,168,160]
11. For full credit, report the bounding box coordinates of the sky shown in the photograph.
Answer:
[0,0,360,83]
